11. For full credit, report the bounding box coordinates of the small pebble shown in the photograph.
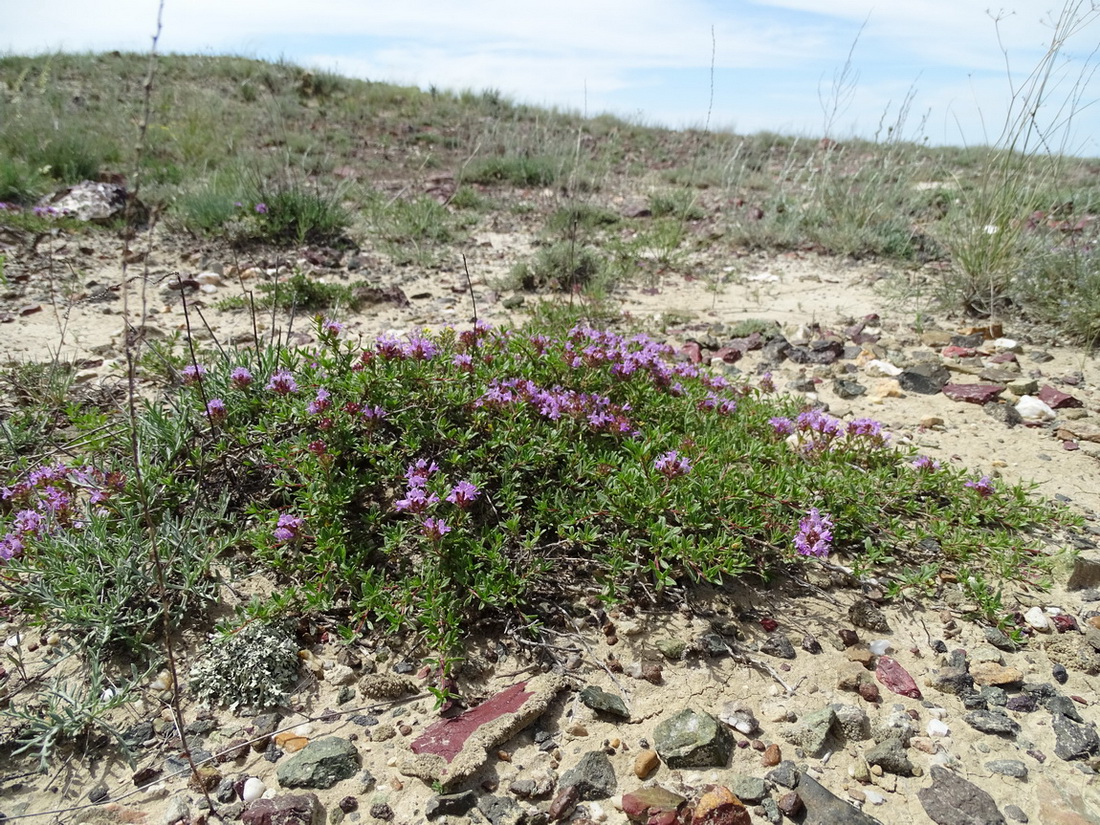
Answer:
[1052,664,1068,684]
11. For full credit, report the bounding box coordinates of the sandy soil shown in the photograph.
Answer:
[2,221,1099,825]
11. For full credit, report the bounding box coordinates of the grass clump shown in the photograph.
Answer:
[511,242,607,292]
[464,155,561,188]
[216,271,368,313]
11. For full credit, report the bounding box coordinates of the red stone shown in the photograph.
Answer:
[875,655,922,699]
[942,384,1005,404]
[681,342,704,364]
[621,786,687,824]
[714,347,742,364]
[410,681,534,763]
[1037,385,1083,409]
[1051,614,1079,633]
[760,617,779,632]
[941,346,979,358]
[988,352,1018,364]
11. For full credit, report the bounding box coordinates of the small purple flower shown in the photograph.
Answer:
[254,202,268,214]
[230,366,254,388]
[404,336,438,361]
[205,398,227,423]
[266,369,298,395]
[405,459,440,485]
[795,508,833,557]
[14,509,44,535]
[911,455,941,472]
[421,517,451,541]
[361,405,387,422]
[181,364,207,386]
[307,388,331,415]
[395,487,439,514]
[769,416,794,436]
[759,372,776,393]
[446,480,480,509]
[965,475,995,497]
[654,450,692,478]
[0,533,24,561]
[321,318,344,337]
[453,353,474,371]
[273,513,304,544]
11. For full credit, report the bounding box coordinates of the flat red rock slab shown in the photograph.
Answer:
[941,345,979,358]
[411,681,534,763]
[1038,385,1083,409]
[942,384,1004,404]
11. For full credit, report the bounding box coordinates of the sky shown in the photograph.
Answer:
[5,0,1100,155]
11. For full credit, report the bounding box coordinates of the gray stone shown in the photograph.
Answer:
[276,737,360,790]
[727,775,767,804]
[982,627,1018,652]
[779,706,837,756]
[1044,693,1084,723]
[831,703,871,742]
[986,759,1028,779]
[763,336,792,363]
[765,760,800,789]
[1003,805,1028,823]
[848,600,890,632]
[983,402,1022,428]
[797,773,885,825]
[928,666,975,696]
[833,379,867,399]
[163,794,190,825]
[979,686,1008,707]
[215,777,237,803]
[558,750,616,800]
[241,794,322,825]
[898,363,950,395]
[653,708,733,768]
[865,737,916,776]
[425,790,477,820]
[964,710,1020,737]
[1068,548,1100,590]
[761,797,782,825]
[870,710,916,746]
[1052,714,1100,761]
[760,633,797,659]
[655,637,687,660]
[477,795,526,825]
[918,766,1005,825]
[578,685,629,719]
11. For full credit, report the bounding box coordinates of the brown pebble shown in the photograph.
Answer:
[906,709,920,720]
[606,635,619,646]
[858,682,881,703]
[777,792,804,817]
[338,797,358,814]
[642,663,663,684]
[496,750,512,762]
[871,764,883,777]
[1071,695,1087,705]
[762,743,782,767]
[610,737,621,749]
[751,739,766,752]
[846,648,875,666]
[397,723,412,736]
[390,778,403,791]
[481,779,498,793]
[848,787,866,802]
[634,748,660,779]
[839,629,859,647]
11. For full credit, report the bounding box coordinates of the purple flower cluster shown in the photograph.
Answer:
[266,369,299,395]
[273,513,304,544]
[393,460,481,542]
[458,319,494,349]
[307,388,331,416]
[795,507,834,557]
[320,318,345,338]
[374,332,440,361]
[477,378,637,436]
[654,450,692,478]
[205,398,227,423]
[230,367,254,388]
[254,202,268,214]
[770,410,889,455]
[1,462,123,561]
[181,363,207,386]
[910,455,941,473]
[965,475,995,497]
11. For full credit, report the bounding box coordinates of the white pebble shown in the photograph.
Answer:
[292,723,314,737]
[1015,396,1055,422]
[195,272,223,286]
[588,802,607,822]
[1024,606,1051,632]
[242,777,266,802]
[868,639,893,656]
[5,633,22,648]
[864,790,886,805]
[926,719,950,737]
